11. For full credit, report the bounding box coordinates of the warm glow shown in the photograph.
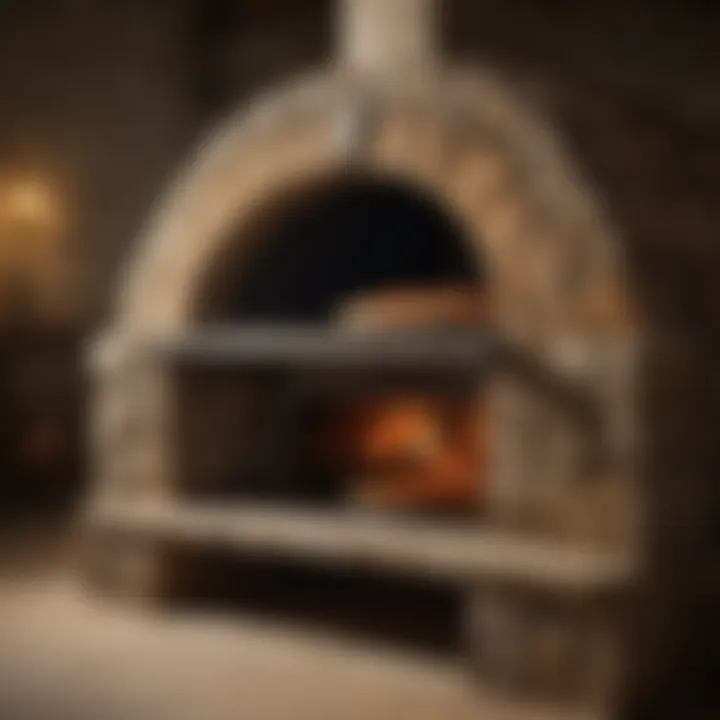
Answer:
[0,173,64,275]
[0,171,71,322]
[0,175,62,234]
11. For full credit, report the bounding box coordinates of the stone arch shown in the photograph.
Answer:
[96,67,640,535]
[92,64,641,530]
[114,69,633,340]
[87,67,642,707]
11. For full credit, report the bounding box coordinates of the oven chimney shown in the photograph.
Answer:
[338,0,439,80]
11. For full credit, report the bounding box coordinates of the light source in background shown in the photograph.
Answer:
[0,172,67,327]
[0,176,62,230]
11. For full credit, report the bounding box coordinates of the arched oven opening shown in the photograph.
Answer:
[180,176,490,513]
[216,177,481,322]
[173,176,492,655]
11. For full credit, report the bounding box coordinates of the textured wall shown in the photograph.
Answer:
[0,0,198,323]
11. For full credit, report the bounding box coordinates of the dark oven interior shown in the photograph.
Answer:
[176,177,490,518]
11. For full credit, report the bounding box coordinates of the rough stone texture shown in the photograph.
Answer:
[86,56,640,711]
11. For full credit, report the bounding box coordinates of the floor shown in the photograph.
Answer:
[0,521,591,720]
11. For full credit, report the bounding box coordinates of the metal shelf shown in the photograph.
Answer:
[151,324,497,372]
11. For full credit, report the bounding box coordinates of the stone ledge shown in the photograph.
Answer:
[86,500,634,599]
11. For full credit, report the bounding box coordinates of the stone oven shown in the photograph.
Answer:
[83,0,650,714]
